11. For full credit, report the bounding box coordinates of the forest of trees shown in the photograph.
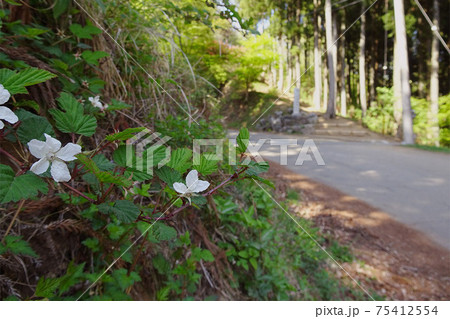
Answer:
[231,0,449,146]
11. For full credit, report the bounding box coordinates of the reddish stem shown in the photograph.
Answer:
[0,121,21,139]
[62,182,95,203]
[0,148,23,166]
[202,166,248,196]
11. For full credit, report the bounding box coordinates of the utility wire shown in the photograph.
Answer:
[412,0,450,55]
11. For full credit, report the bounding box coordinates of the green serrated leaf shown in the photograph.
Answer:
[193,153,218,175]
[142,145,168,168]
[155,166,182,187]
[13,99,40,113]
[105,127,145,142]
[201,249,214,262]
[236,127,249,154]
[35,277,60,298]
[107,223,126,240]
[50,58,68,71]
[97,200,140,223]
[167,148,192,173]
[153,223,177,241]
[50,92,97,136]
[152,254,171,274]
[249,257,258,270]
[97,171,132,188]
[69,23,101,39]
[58,261,85,294]
[0,69,15,84]
[0,165,48,203]
[4,0,22,6]
[113,144,168,172]
[76,153,100,175]
[53,0,70,19]
[0,235,38,257]
[81,50,109,66]
[191,195,207,207]
[92,154,115,171]
[2,68,56,94]
[113,146,152,181]
[82,237,100,252]
[106,99,133,111]
[111,268,141,291]
[15,109,55,144]
[77,154,130,187]
[245,161,269,176]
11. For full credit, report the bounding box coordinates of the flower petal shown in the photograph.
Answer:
[27,139,48,159]
[56,143,82,161]
[0,85,10,105]
[185,170,199,189]
[30,158,50,175]
[173,182,188,194]
[191,180,210,193]
[44,133,61,153]
[50,160,71,182]
[0,120,4,130]
[0,106,18,124]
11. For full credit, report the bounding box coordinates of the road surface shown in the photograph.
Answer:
[228,131,450,249]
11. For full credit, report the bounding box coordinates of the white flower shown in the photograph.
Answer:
[173,170,210,201]
[0,84,18,129]
[28,133,82,182]
[89,96,107,111]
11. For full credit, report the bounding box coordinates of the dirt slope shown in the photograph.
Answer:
[265,161,450,300]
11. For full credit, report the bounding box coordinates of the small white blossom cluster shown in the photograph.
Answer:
[0,84,18,129]
[89,96,108,111]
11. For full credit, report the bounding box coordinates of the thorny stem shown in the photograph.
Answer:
[0,147,23,167]
[0,121,21,139]
[97,183,115,204]
[202,166,248,196]
[92,141,113,157]
[62,182,95,203]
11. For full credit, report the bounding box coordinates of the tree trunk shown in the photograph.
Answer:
[325,0,336,118]
[393,39,403,137]
[340,16,347,116]
[369,57,376,107]
[294,4,302,101]
[322,58,328,112]
[287,40,292,90]
[278,35,285,92]
[348,55,354,106]
[429,0,439,146]
[359,4,367,117]
[383,0,389,85]
[295,52,301,97]
[313,0,322,111]
[393,0,414,144]
[332,14,338,111]
[271,63,277,87]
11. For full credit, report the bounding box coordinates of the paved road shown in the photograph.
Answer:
[228,131,450,249]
